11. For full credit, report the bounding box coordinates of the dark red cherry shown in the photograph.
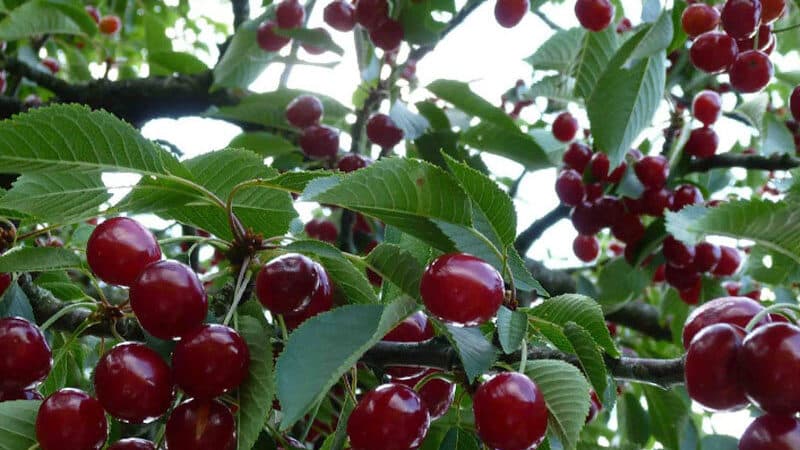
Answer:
[585,182,604,201]
[616,17,633,33]
[370,19,404,50]
[256,253,319,315]
[305,218,338,243]
[397,369,456,420]
[130,260,207,340]
[366,113,404,147]
[99,15,121,34]
[555,169,585,206]
[739,415,800,450]
[563,142,592,172]
[0,317,51,391]
[736,24,772,52]
[571,201,603,235]
[286,95,323,128]
[257,21,291,51]
[300,125,340,159]
[586,390,603,423]
[740,322,800,414]
[729,50,773,93]
[721,0,762,39]
[761,0,786,22]
[711,246,741,276]
[671,184,704,211]
[283,262,334,330]
[640,187,673,216]
[420,253,504,326]
[494,0,528,27]
[608,162,627,184]
[0,388,42,402]
[473,372,548,450]
[172,324,250,399]
[692,91,722,126]
[166,399,236,450]
[276,0,306,28]
[664,264,701,290]
[590,152,610,181]
[573,235,599,262]
[611,213,645,244]
[42,57,60,74]
[791,86,800,122]
[94,343,174,423]
[634,155,669,188]
[595,195,625,228]
[324,0,356,31]
[0,273,10,297]
[86,217,162,287]
[355,0,389,29]
[552,112,579,142]
[685,323,748,411]
[36,388,108,450]
[679,278,703,305]
[347,383,430,450]
[690,32,738,73]
[663,235,696,269]
[693,242,721,272]
[85,5,100,23]
[682,295,768,348]
[108,439,156,450]
[575,0,614,31]
[337,154,371,172]
[681,3,720,38]
[383,312,435,379]
[653,264,666,283]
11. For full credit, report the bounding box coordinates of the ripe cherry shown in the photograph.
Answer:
[586,390,603,423]
[473,372,548,450]
[0,388,43,402]
[108,439,156,450]
[494,0,528,28]
[739,415,800,450]
[42,57,60,74]
[681,3,721,38]
[585,182,603,201]
[589,152,610,181]
[679,279,703,305]
[693,242,721,272]
[383,311,435,379]
[366,113,404,148]
[761,0,786,22]
[672,184,704,211]
[682,295,767,348]
[664,263,701,290]
[692,90,722,126]
[85,5,101,24]
[87,217,162,287]
[130,260,207,340]
[723,281,761,300]
[0,273,10,297]
[740,322,800,414]
[663,235,696,269]
[711,245,741,276]
[286,95,323,128]
[355,0,389,29]
[99,15,122,34]
[172,324,250,399]
[166,399,236,450]
[257,21,291,51]
[563,142,592,172]
[685,323,748,411]
[324,0,356,31]
[608,162,627,184]
[347,383,430,450]
[256,253,319,315]
[555,169,585,206]
[729,50,773,93]
[595,196,625,228]
[0,317,51,391]
[276,0,306,28]
[616,17,633,33]
[552,112,579,142]
[571,201,603,235]
[420,253,504,326]
[575,0,614,32]
[283,262,334,330]
[640,187,673,216]
[305,218,338,243]
[337,154,372,172]
[721,0,762,39]
[370,19,404,51]
[300,125,340,159]
[36,388,108,450]
[690,32,738,73]
[611,213,645,244]
[573,235,599,262]
[397,369,456,420]
[94,343,174,423]
[736,24,773,53]
[790,86,800,122]
[653,264,666,283]
[634,155,669,189]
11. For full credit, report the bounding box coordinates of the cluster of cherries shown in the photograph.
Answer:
[685,89,723,158]
[85,5,122,35]
[683,296,800,449]
[257,0,330,54]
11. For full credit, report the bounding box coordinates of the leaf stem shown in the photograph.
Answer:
[773,22,800,33]
[223,256,252,326]
[39,302,98,332]
[745,303,800,331]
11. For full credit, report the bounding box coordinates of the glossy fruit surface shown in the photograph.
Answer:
[0,317,52,391]
[338,154,371,172]
[712,246,741,276]
[355,0,389,29]
[563,142,592,172]
[634,155,669,188]
[552,112,578,142]
[420,253,504,326]
[346,383,430,450]
[99,15,121,34]
[721,0,762,39]
[692,90,722,125]
[690,32,738,73]
[686,126,719,159]
[663,235,695,269]
[672,184,704,211]
[693,242,721,272]
[682,296,767,348]
[555,169,585,206]
[681,3,721,38]
[172,324,250,399]
[324,0,356,31]
[130,260,207,340]
[370,19,404,50]
[739,415,800,450]
[611,213,644,244]
[665,263,700,290]
[589,152,610,181]
[791,86,800,122]
[366,113,404,147]
[679,279,703,305]
[108,438,157,450]
[257,21,291,51]
[286,95,323,128]
[300,125,340,159]
[473,372,548,450]
[166,399,236,450]
[761,0,786,22]
[571,201,603,235]
[685,323,748,411]
[383,311,435,378]
[94,342,174,423]
[36,388,108,450]
[494,0,528,27]
[729,50,773,93]
[640,187,673,216]
[256,253,319,314]
[283,262,334,329]
[573,235,599,262]
[86,217,162,286]
[740,322,800,414]
[276,0,305,28]
[397,369,455,420]
[575,0,614,31]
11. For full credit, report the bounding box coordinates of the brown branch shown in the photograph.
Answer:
[514,204,571,255]
[687,152,800,173]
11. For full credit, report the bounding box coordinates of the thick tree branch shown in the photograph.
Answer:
[514,204,571,255]
[0,95,22,119]
[687,152,800,173]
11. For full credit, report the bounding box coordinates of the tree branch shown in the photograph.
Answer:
[687,152,800,173]
[232,0,251,30]
[408,0,487,62]
[514,204,571,255]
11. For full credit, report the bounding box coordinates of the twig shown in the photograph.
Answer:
[279,0,318,87]
[232,0,251,30]
[533,10,562,31]
[514,204,571,255]
[687,153,800,173]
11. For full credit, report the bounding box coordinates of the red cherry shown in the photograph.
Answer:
[736,24,773,53]
[256,253,319,315]
[671,184,704,211]
[276,0,305,28]
[607,162,627,184]
[494,0,528,27]
[286,95,323,128]
[0,388,43,402]
[712,246,741,276]
[740,322,800,414]
[108,439,156,450]
[685,127,719,159]
[555,169,585,206]
[99,15,121,34]
[36,388,108,450]
[396,369,456,420]
[611,213,644,244]
[573,235,599,262]
[473,372,548,450]
[366,114,404,148]
[693,242,721,272]
[685,323,748,411]
[585,182,603,201]
[0,317,52,391]
[681,3,720,38]
[166,399,236,450]
[571,201,603,235]
[665,264,701,290]
[257,21,291,51]
[300,125,340,159]
[586,390,603,423]
[663,235,696,269]
[790,86,800,122]
[690,32,738,73]
[721,0,762,39]
[692,90,722,126]
[347,383,430,450]
[682,295,767,348]
[42,57,60,74]
[616,17,633,33]
[130,260,207,340]
[420,253,504,326]
[172,324,250,399]
[589,152,610,181]
[337,154,372,172]
[355,0,389,29]
[85,5,101,24]
[653,264,666,283]
[563,142,592,172]
[761,0,786,22]
[739,415,800,450]
[679,279,702,305]
[0,273,10,297]
[575,0,614,31]
[86,217,162,287]
[552,112,579,142]
[595,196,625,228]
[369,19,404,50]
[729,50,773,93]
[634,155,669,189]
[324,0,356,31]
[640,187,673,216]
[383,312,435,379]
[283,263,334,330]
[305,218,338,243]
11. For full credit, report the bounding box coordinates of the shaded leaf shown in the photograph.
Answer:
[528,294,619,357]
[237,315,275,450]
[496,306,528,354]
[525,360,590,450]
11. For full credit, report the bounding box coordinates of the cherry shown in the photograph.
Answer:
[420,253,504,326]
[571,201,603,235]
[740,322,800,414]
[685,323,748,411]
[0,388,42,402]
[397,369,456,420]
[0,317,51,391]
[611,213,645,244]
[692,90,722,126]
[42,57,60,74]
[338,154,372,172]
[552,112,579,142]
[257,21,291,51]
[681,3,720,38]
[682,295,767,348]
[729,50,773,93]
[130,260,207,340]
[663,235,696,269]
[555,169,585,206]
[347,383,430,450]
[494,0,528,28]
[276,0,306,28]
[721,0,761,39]
[681,278,703,304]
[305,218,338,243]
[608,162,627,184]
[616,17,633,33]
[711,245,741,276]
[736,24,772,53]
[355,0,389,30]
[35,388,108,450]
[370,19,404,51]
[300,125,340,159]
[589,152,610,181]
[563,142,592,172]
[761,0,786,22]
[723,281,760,300]
[664,263,701,290]
[108,439,156,450]
[634,155,669,189]
[573,235,599,262]
[640,187,673,216]
[324,0,357,31]
[653,264,666,283]
[94,342,174,424]
[256,253,319,315]
[86,217,162,287]
[99,15,122,34]
[172,324,250,399]
[383,311,435,379]
[0,273,10,297]
[740,415,800,450]
[166,399,236,450]
[366,114,404,148]
[672,184,704,211]
[473,372,547,450]
[585,182,604,201]
[283,262,334,330]
[286,95,323,128]
[690,32,738,73]
[85,5,101,24]
[574,0,614,32]
[595,196,625,228]
[586,390,603,423]
[693,242,721,272]
[791,86,800,122]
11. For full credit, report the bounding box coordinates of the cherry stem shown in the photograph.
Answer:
[413,370,458,391]
[745,303,800,331]
[518,339,528,374]
[158,235,231,250]
[773,23,800,33]
[17,223,63,242]
[223,255,252,326]
[39,302,98,332]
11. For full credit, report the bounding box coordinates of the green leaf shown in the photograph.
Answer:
[276,297,417,429]
[236,315,275,450]
[0,247,82,272]
[213,12,279,89]
[526,27,586,72]
[63,45,91,82]
[524,75,578,103]
[528,294,619,357]
[701,435,739,450]
[390,101,430,141]
[0,0,95,41]
[573,27,620,100]
[460,123,552,170]
[149,51,209,75]
[0,400,41,450]
[427,80,517,130]
[439,324,497,381]
[398,0,453,45]
[628,11,674,62]
[144,14,172,53]
[734,93,768,129]
[0,281,35,321]
[40,332,85,396]
[563,322,607,397]
[617,392,652,446]
[439,428,481,450]
[496,306,528,354]
[596,258,649,308]
[762,114,795,156]
[0,171,110,224]
[745,246,800,285]
[525,360,590,450]
[275,27,344,55]
[209,90,351,130]
[643,386,689,450]
[229,132,296,157]
[508,248,548,295]
[364,243,424,300]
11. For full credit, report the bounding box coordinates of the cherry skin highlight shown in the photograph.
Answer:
[692,90,722,126]
[739,415,800,450]
[300,125,340,159]
[396,368,456,420]
[662,235,696,269]
[721,0,762,39]
[256,253,319,315]
[283,262,334,330]
[712,245,741,276]
[35,388,108,450]
[552,112,579,142]
[575,0,614,31]
[682,296,768,348]
[573,235,599,262]
[684,323,748,411]
[563,142,592,172]
[172,324,250,399]
[729,50,773,93]
[0,317,52,391]
[692,242,721,272]
[761,0,786,22]
[324,0,356,31]
[337,153,371,172]
[286,95,323,128]
[555,169,585,206]
[740,322,800,415]
[346,383,430,450]
[165,398,236,450]
[681,3,720,38]
[108,438,157,450]
[473,372,548,450]
[634,155,669,188]
[366,113,404,148]
[86,217,162,287]
[672,184,704,211]
[690,32,738,74]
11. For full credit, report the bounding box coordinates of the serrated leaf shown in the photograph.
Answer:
[596,258,649,307]
[209,90,351,131]
[461,123,553,170]
[643,386,689,450]
[573,27,620,100]
[275,27,344,55]
[427,80,517,130]
[528,294,619,357]
[762,114,795,156]
[439,428,481,450]
[40,331,85,396]
[526,27,586,72]
[496,306,528,354]
[0,281,35,321]
[237,315,275,450]
[0,400,41,450]
[149,51,209,75]
[531,317,575,353]
[0,0,95,41]
[734,93,768,129]
[390,100,430,141]
[276,297,417,429]
[213,12,279,89]
[524,75,578,103]
[563,322,607,397]
[229,132,296,157]
[0,247,82,272]
[440,324,497,381]
[508,247,548,295]
[628,11,674,61]
[525,360,591,450]
[745,246,800,285]
[617,392,652,446]
[0,171,110,224]
[365,243,424,300]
